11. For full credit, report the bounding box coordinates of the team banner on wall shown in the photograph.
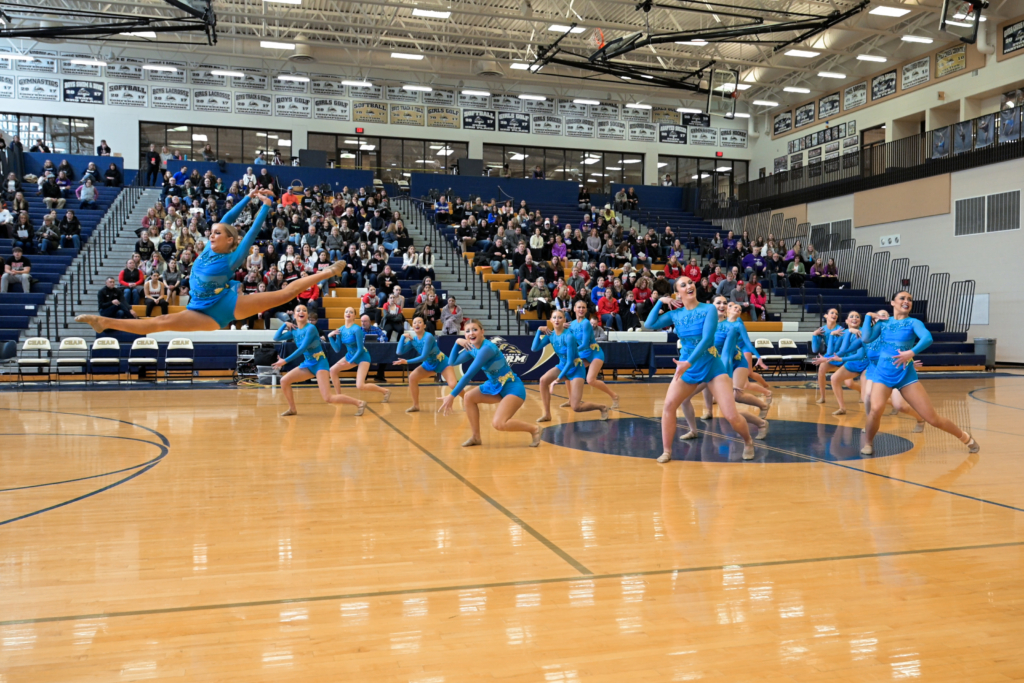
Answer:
[386,86,419,103]
[272,75,308,93]
[999,108,1020,142]
[818,93,840,119]
[976,114,995,149]
[353,101,388,123]
[658,124,687,144]
[190,66,226,87]
[844,82,867,110]
[148,61,186,83]
[523,98,554,114]
[311,75,344,95]
[651,106,679,125]
[681,113,710,127]
[931,126,950,158]
[390,104,425,126]
[794,103,815,128]
[491,95,522,112]
[533,114,563,135]
[462,109,495,131]
[194,89,232,113]
[235,92,272,116]
[773,111,792,135]
[314,98,350,121]
[108,58,144,81]
[63,80,104,104]
[60,53,102,77]
[426,107,461,129]
[720,128,747,148]
[423,89,455,106]
[349,83,383,99]
[498,112,530,133]
[18,50,57,73]
[871,70,897,100]
[1004,20,1024,55]
[557,100,589,117]
[0,48,12,71]
[231,68,267,91]
[152,87,190,110]
[936,45,966,77]
[596,119,625,140]
[458,92,491,109]
[275,95,311,118]
[689,126,718,145]
[620,107,651,122]
[902,57,930,90]
[953,121,973,154]
[564,117,595,137]
[590,103,619,119]
[108,83,148,107]
[0,75,13,99]
[17,76,59,101]
[628,122,656,142]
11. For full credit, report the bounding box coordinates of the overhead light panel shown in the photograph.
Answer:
[462,89,491,97]
[857,54,887,62]
[518,94,546,100]
[619,76,632,80]
[211,70,245,78]
[733,112,751,118]
[403,84,433,92]
[818,71,846,79]
[412,8,451,18]
[264,0,302,4]
[548,24,586,33]
[510,63,530,70]
[70,58,107,67]
[574,99,600,105]
[621,159,642,164]
[142,64,177,72]
[952,12,985,21]
[343,139,359,144]
[625,103,652,109]
[736,84,751,90]
[715,166,732,172]
[869,5,911,16]
[640,75,654,80]
[675,39,708,46]
[901,35,933,43]
[785,49,820,58]
[677,107,702,113]
[343,80,373,87]
[360,144,376,151]
[752,100,778,107]
[260,40,296,50]
[391,52,424,60]
[191,134,208,142]
[278,140,291,146]
[276,74,310,82]
[5,54,35,62]
[120,31,156,38]
[783,86,810,93]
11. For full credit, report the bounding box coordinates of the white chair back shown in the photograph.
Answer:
[168,338,194,351]
[22,337,51,352]
[131,338,159,351]
[92,337,120,351]
[59,337,88,352]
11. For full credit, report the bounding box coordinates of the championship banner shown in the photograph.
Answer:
[62,80,104,104]
[390,104,425,126]
[275,95,312,118]
[426,107,461,129]
[314,98,351,121]
[235,93,272,116]
[108,83,148,107]
[17,76,59,102]
[194,89,232,113]
[353,101,388,124]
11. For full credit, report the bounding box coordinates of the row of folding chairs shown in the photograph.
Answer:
[1,337,196,385]
[753,338,809,377]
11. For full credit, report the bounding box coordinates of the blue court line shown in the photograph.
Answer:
[968,385,1024,411]
[0,434,166,493]
[534,387,1024,515]
[0,409,171,526]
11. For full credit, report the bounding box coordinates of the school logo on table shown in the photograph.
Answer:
[491,337,528,365]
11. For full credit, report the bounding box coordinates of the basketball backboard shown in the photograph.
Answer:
[939,0,986,44]
[707,69,738,119]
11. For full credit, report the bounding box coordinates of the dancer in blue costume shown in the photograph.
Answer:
[644,277,755,463]
[533,309,610,422]
[716,297,772,419]
[813,310,866,416]
[272,305,367,416]
[810,307,844,404]
[565,300,619,409]
[394,315,457,413]
[77,189,345,333]
[327,307,391,404]
[438,319,542,448]
[860,291,978,455]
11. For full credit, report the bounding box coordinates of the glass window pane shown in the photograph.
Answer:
[139,122,164,165]
[218,127,242,164]
[483,144,503,177]
[48,117,70,155]
[381,138,402,184]
[523,147,545,179]
[20,116,44,148]
[242,130,263,168]
[70,118,94,155]
[165,124,190,160]
[0,113,18,140]
[272,129,292,164]
[359,136,380,175]
[680,158,699,187]
[506,146,526,178]
[192,125,215,161]
[337,135,358,170]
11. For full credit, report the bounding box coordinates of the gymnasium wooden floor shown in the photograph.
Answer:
[2,375,1024,682]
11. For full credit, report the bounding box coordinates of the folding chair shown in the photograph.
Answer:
[754,338,781,376]
[55,337,89,384]
[0,340,17,381]
[127,337,160,382]
[777,338,807,378]
[17,337,51,384]
[89,337,122,384]
[164,337,195,383]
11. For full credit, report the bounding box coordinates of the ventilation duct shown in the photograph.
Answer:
[476,60,502,77]
[288,40,316,63]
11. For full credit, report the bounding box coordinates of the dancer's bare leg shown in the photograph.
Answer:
[567,377,608,418]
[899,382,975,447]
[492,394,542,445]
[280,367,313,415]
[355,361,389,398]
[77,308,219,335]
[586,359,618,404]
[536,367,559,422]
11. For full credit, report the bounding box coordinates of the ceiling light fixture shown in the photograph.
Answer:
[548,24,586,33]
[142,64,177,72]
[211,70,245,78]
[736,84,751,90]
[901,35,933,43]
[676,107,702,113]
[625,103,652,109]
[574,99,600,105]
[620,76,631,80]
[391,52,424,60]
[675,39,708,46]
[360,144,376,151]
[621,159,642,164]
[412,8,451,18]
[276,74,310,82]
[783,86,811,93]
[640,74,654,79]
[857,54,887,62]
[869,6,911,16]
[518,94,546,100]
[510,62,530,70]
[403,84,433,92]
[952,12,985,21]
[70,58,107,67]
[462,89,491,97]
[120,31,156,38]
[342,80,373,87]
[753,99,778,107]
[264,0,302,4]
[733,112,751,118]
[818,71,846,78]
[260,40,296,50]
[785,49,820,58]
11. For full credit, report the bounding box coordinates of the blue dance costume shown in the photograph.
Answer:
[329,324,372,365]
[397,331,447,373]
[644,300,726,384]
[274,323,330,374]
[834,331,868,374]
[448,339,527,400]
[569,318,605,363]
[811,322,844,364]
[187,195,270,328]
[532,328,587,381]
[719,321,760,375]
[862,316,932,390]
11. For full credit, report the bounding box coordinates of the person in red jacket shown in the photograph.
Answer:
[663,255,683,283]
[597,287,622,331]
[683,257,701,283]
[119,258,145,307]
[632,276,653,324]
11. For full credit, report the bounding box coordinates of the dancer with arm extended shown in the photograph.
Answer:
[394,315,457,413]
[566,300,620,409]
[860,291,978,455]
[327,307,391,403]
[714,297,771,419]
[437,319,541,448]
[534,310,609,423]
[77,189,346,333]
[272,305,366,416]
[721,306,771,439]
[857,309,925,426]
[811,307,843,404]
[645,277,755,463]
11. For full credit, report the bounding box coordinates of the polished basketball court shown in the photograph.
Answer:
[2,376,1024,681]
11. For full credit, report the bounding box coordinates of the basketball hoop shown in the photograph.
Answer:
[590,28,606,50]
